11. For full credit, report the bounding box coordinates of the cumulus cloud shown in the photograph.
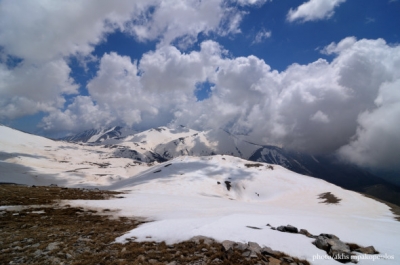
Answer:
[0,0,140,119]
[125,0,251,48]
[41,96,113,132]
[287,0,346,22]
[338,79,400,170]
[0,0,139,62]
[0,0,262,121]
[0,59,78,119]
[43,37,400,172]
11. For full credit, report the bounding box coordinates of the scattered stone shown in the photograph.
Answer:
[136,254,145,261]
[355,246,377,254]
[234,242,248,251]
[191,236,214,245]
[299,229,313,237]
[313,234,352,263]
[221,240,235,252]
[276,224,298,233]
[268,257,282,265]
[248,242,262,254]
[277,226,285,232]
[46,242,60,251]
[33,249,42,257]
[283,256,294,263]
[320,233,339,240]
[261,246,280,257]
[242,250,251,257]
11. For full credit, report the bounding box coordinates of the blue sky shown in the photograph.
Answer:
[0,0,400,171]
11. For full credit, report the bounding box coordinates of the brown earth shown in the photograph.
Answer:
[0,184,310,265]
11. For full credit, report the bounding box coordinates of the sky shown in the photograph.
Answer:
[0,0,400,172]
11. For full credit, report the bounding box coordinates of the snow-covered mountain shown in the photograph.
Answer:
[62,125,400,207]
[1,124,400,264]
[0,125,152,187]
[60,126,136,143]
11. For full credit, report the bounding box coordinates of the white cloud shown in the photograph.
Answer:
[0,59,78,119]
[41,96,113,132]
[287,0,347,22]
[0,0,139,62]
[310,111,330,123]
[338,79,400,170]
[252,29,272,44]
[0,0,264,122]
[321,36,357,54]
[236,0,270,5]
[125,0,250,48]
[43,37,400,169]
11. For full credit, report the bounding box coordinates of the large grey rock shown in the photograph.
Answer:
[285,225,298,233]
[276,225,298,233]
[313,235,351,263]
[313,236,330,251]
[277,226,285,232]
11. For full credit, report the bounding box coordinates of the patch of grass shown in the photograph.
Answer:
[0,184,312,265]
[0,185,121,206]
[244,163,263,168]
[318,192,342,204]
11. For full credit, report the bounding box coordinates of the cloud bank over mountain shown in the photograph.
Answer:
[1,0,399,171]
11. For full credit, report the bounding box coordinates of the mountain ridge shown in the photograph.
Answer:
[58,125,400,206]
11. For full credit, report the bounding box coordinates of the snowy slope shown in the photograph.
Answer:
[153,129,261,159]
[69,156,400,265]
[85,126,400,207]
[0,125,152,187]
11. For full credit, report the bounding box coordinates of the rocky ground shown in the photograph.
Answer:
[0,184,310,265]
